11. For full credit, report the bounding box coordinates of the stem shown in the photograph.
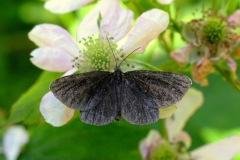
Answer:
[213,64,240,93]
[160,119,169,142]
[160,36,172,53]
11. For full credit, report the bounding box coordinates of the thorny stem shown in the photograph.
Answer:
[214,64,240,93]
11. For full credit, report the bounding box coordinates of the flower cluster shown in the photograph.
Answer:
[29,0,169,126]
[171,9,240,86]
[139,88,240,159]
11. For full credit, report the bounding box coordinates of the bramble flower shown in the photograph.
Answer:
[29,0,169,126]
[2,126,29,160]
[44,0,94,14]
[139,88,240,159]
[171,9,239,86]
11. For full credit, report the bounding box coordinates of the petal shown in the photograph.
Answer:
[159,104,177,119]
[139,130,162,160]
[99,3,133,42]
[29,24,79,57]
[62,67,78,77]
[76,0,119,41]
[30,47,74,72]
[121,9,169,54]
[182,23,198,46]
[172,131,191,150]
[3,126,29,160]
[40,92,74,127]
[44,0,93,14]
[165,88,203,141]
[191,57,213,86]
[227,57,237,72]
[228,10,240,28]
[227,57,238,80]
[191,136,240,160]
[157,0,174,4]
[170,45,193,66]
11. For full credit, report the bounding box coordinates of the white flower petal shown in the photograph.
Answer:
[166,88,203,141]
[44,0,93,14]
[157,0,174,4]
[100,2,133,42]
[121,9,169,54]
[3,126,29,160]
[62,67,78,77]
[30,47,74,72]
[29,24,79,57]
[76,0,119,41]
[40,92,74,126]
[191,136,240,160]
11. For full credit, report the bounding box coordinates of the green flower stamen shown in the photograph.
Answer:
[202,18,225,44]
[73,34,125,72]
[149,141,176,160]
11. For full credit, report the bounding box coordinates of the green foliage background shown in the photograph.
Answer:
[0,0,240,159]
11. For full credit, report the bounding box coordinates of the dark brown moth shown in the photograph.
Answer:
[50,66,191,125]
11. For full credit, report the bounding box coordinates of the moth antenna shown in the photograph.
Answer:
[106,36,117,67]
[118,47,141,67]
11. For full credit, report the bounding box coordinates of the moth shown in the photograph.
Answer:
[50,41,191,125]
[50,65,191,126]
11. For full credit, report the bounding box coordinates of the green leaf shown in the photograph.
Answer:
[9,71,62,124]
[20,119,154,160]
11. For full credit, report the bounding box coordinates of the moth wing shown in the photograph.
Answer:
[121,77,159,125]
[50,71,113,111]
[125,71,192,108]
[80,81,118,125]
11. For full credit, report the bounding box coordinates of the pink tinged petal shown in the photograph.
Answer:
[227,57,237,72]
[172,131,192,149]
[121,9,169,54]
[165,88,203,141]
[76,0,119,41]
[227,57,238,79]
[191,136,240,160]
[3,126,29,160]
[228,10,240,28]
[157,0,174,5]
[99,3,133,42]
[28,24,79,57]
[139,130,162,160]
[30,47,74,72]
[44,0,93,14]
[170,45,193,66]
[40,92,74,127]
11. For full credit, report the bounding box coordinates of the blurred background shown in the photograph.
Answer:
[0,0,240,159]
